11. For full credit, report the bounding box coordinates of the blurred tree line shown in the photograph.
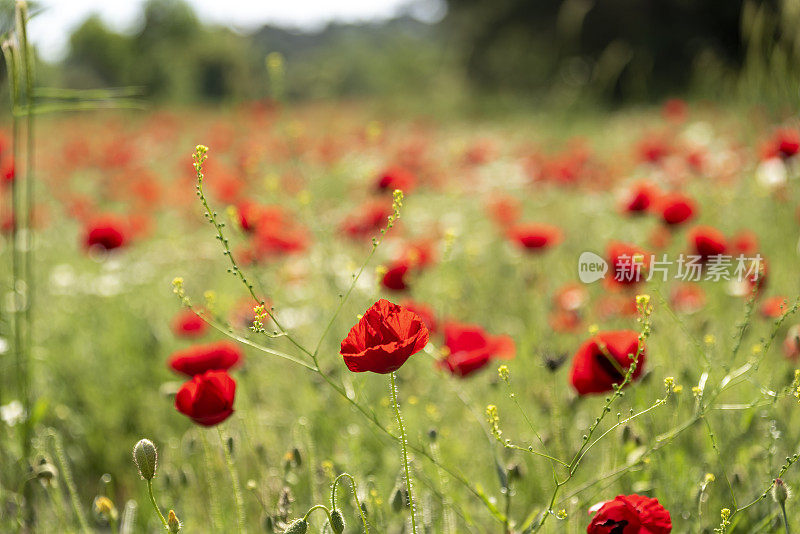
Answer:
[23,0,800,105]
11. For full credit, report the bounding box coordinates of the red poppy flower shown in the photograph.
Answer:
[606,242,650,286]
[507,223,563,252]
[438,322,515,377]
[766,128,800,159]
[570,330,645,395]
[171,309,208,338]
[587,494,672,533]
[657,192,696,226]
[670,283,705,314]
[784,325,800,360]
[382,261,411,291]
[175,370,236,426]
[83,216,128,251]
[731,229,759,255]
[401,299,438,334]
[168,341,243,377]
[486,195,521,228]
[688,225,727,261]
[549,310,582,332]
[636,135,671,164]
[340,299,429,373]
[376,165,416,193]
[761,296,789,319]
[2,159,14,184]
[236,201,262,233]
[620,181,659,214]
[340,199,392,239]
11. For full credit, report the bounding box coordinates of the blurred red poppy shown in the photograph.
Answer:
[340,199,392,239]
[620,181,659,214]
[761,296,789,319]
[382,261,411,291]
[438,322,515,377]
[376,165,416,193]
[175,370,236,426]
[688,225,727,261]
[507,223,563,252]
[570,330,645,395]
[606,241,650,286]
[340,299,429,373]
[171,309,208,338]
[670,284,706,314]
[401,299,438,334]
[657,192,696,226]
[83,216,128,251]
[587,494,672,533]
[168,341,243,377]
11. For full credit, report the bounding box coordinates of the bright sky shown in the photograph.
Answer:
[29,0,441,61]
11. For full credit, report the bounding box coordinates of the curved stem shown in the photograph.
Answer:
[146,480,168,530]
[303,504,332,523]
[217,427,246,534]
[390,372,418,533]
[332,473,369,533]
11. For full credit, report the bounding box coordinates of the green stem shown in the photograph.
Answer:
[781,501,791,534]
[200,431,222,533]
[390,372,418,534]
[218,426,246,534]
[146,480,168,530]
[331,473,369,534]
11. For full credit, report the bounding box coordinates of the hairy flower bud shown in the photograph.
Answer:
[167,510,182,533]
[330,509,345,533]
[283,518,308,534]
[133,439,157,480]
[773,478,790,504]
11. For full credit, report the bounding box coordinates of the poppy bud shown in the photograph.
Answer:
[167,510,182,533]
[773,478,790,504]
[133,439,157,480]
[262,515,275,532]
[292,447,302,467]
[283,518,308,534]
[227,436,235,456]
[391,487,407,512]
[427,428,438,441]
[329,509,345,533]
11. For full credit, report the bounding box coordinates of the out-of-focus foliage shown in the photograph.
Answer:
[42,0,800,107]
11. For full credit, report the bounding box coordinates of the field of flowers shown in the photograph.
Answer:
[1,93,800,534]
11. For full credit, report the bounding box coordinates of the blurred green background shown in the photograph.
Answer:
[2,0,800,109]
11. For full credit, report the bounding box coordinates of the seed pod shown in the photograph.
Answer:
[329,509,345,533]
[133,439,157,480]
[283,518,308,534]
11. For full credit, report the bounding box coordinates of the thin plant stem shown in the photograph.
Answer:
[331,473,369,534]
[390,371,418,534]
[50,431,91,534]
[146,480,168,530]
[217,426,246,534]
[199,430,222,533]
[780,501,791,534]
